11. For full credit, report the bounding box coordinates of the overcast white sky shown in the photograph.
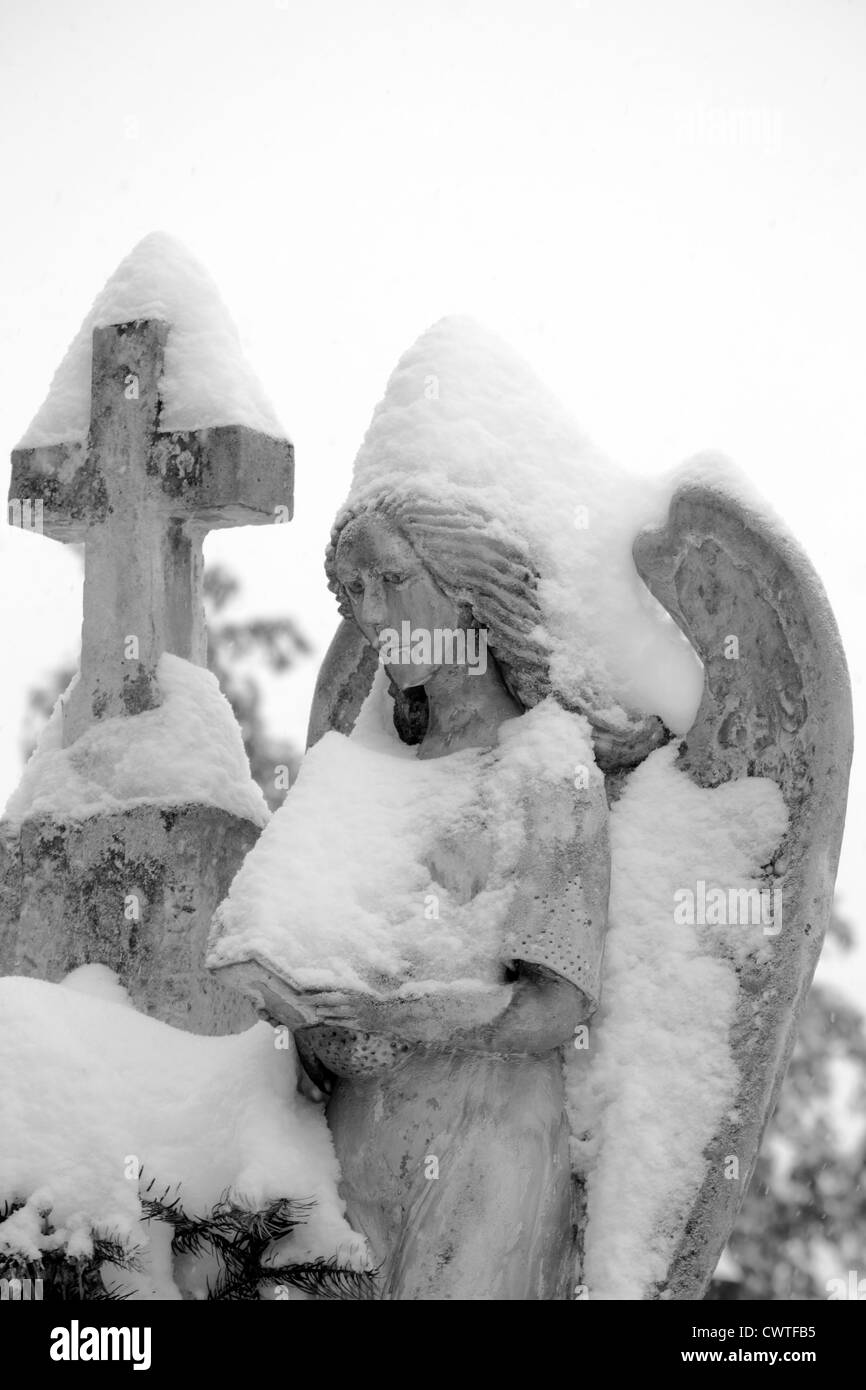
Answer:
[0,0,863,995]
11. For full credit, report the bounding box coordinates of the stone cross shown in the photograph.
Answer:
[9,319,293,745]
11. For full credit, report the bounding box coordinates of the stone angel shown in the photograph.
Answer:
[208,318,851,1300]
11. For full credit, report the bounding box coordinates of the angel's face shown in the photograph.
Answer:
[334,514,463,689]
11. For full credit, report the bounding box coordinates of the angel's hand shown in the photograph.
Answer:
[254,983,392,1034]
[252,980,323,1032]
[305,985,514,1044]
[304,990,369,1029]
[303,989,407,1034]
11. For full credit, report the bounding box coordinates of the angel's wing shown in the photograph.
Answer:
[629,472,853,1298]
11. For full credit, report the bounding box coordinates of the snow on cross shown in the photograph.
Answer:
[8,233,293,747]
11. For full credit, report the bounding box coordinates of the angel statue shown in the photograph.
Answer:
[207,318,852,1301]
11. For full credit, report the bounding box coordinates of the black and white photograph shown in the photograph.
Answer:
[0,0,863,1357]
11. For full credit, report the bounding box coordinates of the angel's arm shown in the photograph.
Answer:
[307,962,590,1053]
[312,772,609,1052]
[445,963,592,1053]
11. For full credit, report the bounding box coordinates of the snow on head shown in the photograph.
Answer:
[18,231,288,449]
[0,976,364,1292]
[3,653,269,829]
[327,315,703,734]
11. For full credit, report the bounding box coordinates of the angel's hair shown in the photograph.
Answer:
[325,490,668,771]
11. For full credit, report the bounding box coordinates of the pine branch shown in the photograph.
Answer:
[3,1182,373,1302]
[138,1184,374,1300]
[0,1203,140,1301]
[266,1257,378,1301]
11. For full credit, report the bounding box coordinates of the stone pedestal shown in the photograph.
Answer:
[0,805,260,1034]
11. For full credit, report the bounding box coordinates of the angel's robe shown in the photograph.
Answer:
[290,706,610,1301]
[207,691,610,1297]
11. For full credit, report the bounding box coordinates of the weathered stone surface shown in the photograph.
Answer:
[633,479,853,1298]
[4,309,293,1035]
[306,617,379,749]
[0,805,260,1034]
[9,319,293,747]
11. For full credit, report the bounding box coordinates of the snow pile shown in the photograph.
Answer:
[209,672,594,1013]
[62,962,137,1010]
[4,653,269,829]
[567,744,789,1299]
[335,315,704,734]
[0,970,365,1297]
[18,231,288,448]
